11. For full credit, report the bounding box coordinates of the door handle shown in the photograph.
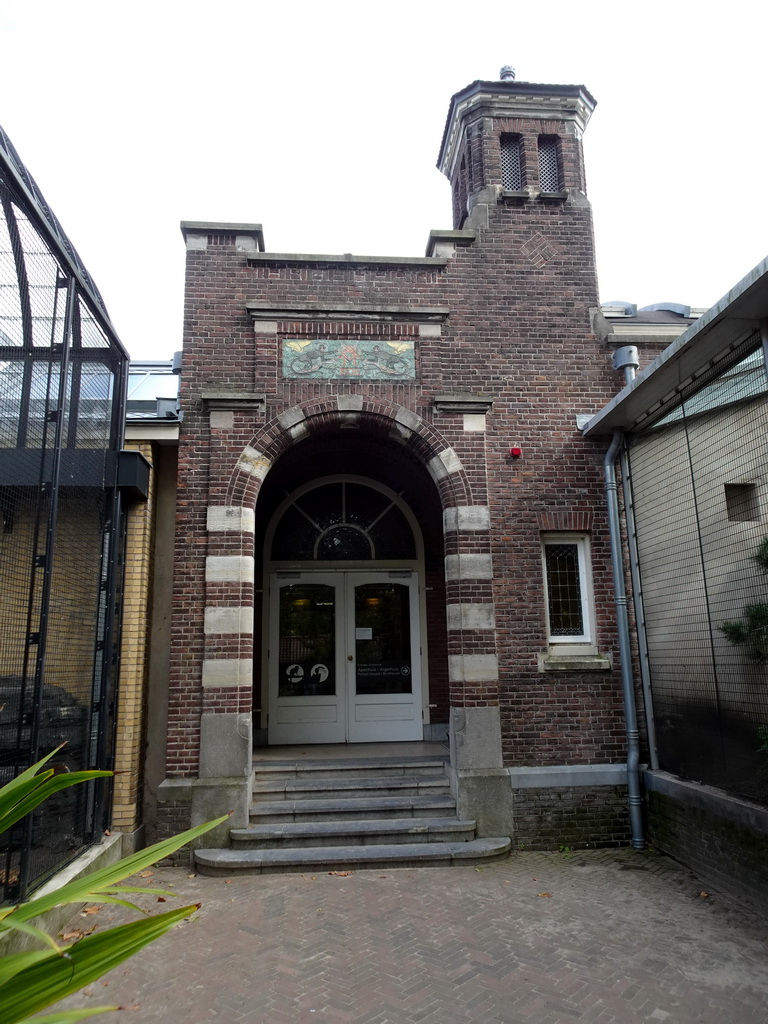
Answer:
[347,655,353,661]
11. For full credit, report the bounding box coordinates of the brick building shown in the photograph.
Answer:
[155,72,643,854]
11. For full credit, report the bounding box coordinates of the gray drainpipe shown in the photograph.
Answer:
[605,346,645,849]
[619,448,660,770]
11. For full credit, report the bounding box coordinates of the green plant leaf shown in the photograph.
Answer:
[0,916,63,953]
[752,535,768,573]
[99,886,176,897]
[0,947,63,988]
[0,771,54,833]
[0,771,112,835]
[77,896,146,914]
[19,1008,119,1024]
[0,748,60,803]
[7,815,228,926]
[0,755,225,1022]
[0,905,198,1024]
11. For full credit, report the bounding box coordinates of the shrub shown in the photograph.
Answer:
[0,747,224,1023]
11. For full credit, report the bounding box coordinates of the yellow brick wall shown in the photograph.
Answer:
[112,441,156,833]
[0,488,103,696]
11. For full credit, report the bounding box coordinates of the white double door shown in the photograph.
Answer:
[268,570,423,744]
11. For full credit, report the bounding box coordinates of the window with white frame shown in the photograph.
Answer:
[541,533,595,646]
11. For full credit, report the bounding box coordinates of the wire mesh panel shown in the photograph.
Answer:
[500,134,523,190]
[628,338,768,804]
[538,136,561,192]
[0,142,127,901]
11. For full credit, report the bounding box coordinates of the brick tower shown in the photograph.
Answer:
[158,70,630,853]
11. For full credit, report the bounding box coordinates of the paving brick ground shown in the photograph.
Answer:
[54,849,768,1023]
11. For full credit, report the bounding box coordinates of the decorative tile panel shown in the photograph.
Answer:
[282,339,416,380]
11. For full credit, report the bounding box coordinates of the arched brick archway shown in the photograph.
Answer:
[225,396,473,508]
[203,395,498,720]
[163,395,506,840]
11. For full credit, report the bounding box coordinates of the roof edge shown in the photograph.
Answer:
[437,79,596,172]
[584,254,768,436]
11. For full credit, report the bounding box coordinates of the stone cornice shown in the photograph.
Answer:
[438,80,596,179]
[433,394,493,414]
[245,252,446,269]
[246,302,450,324]
[201,391,266,412]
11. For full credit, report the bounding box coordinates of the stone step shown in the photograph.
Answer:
[194,837,512,875]
[250,794,457,823]
[252,757,447,781]
[231,817,477,849]
[252,774,450,801]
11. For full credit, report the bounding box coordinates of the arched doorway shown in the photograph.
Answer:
[263,477,427,743]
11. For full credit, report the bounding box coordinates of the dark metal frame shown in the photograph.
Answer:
[0,125,130,902]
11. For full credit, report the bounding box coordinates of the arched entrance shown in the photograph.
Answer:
[264,477,427,743]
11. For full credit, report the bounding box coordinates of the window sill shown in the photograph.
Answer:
[498,189,568,205]
[537,652,613,673]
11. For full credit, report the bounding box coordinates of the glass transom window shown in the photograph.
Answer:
[271,481,417,561]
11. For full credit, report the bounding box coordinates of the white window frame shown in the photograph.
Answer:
[541,533,596,652]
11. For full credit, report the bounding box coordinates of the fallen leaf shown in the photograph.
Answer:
[61,924,97,941]
[224,879,233,884]
[83,987,94,997]
[81,906,102,916]
[156,897,167,903]
[698,891,710,898]
[187,874,196,878]
[103,830,112,837]
[138,870,154,879]
[328,871,352,877]
[537,892,553,898]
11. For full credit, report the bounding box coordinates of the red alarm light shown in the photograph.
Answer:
[509,446,522,458]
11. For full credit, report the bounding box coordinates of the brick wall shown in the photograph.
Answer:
[0,488,103,699]
[646,776,768,913]
[167,197,628,773]
[513,786,630,849]
[112,440,156,833]
[164,80,633,832]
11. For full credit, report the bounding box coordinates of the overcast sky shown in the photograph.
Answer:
[1,0,766,360]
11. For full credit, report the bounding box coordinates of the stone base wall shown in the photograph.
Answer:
[645,770,768,913]
[512,785,630,850]
[152,801,192,845]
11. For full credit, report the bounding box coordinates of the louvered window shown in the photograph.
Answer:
[500,134,523,190]
[538,136,561,192]
[454,157,468,227]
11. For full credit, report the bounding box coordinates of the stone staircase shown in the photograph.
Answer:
[194,752,511,875]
